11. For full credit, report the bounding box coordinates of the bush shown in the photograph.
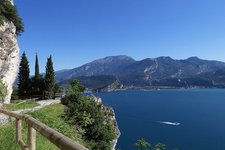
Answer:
[0,0,24,35]
[61,80,116,149]
[0,80,7,103]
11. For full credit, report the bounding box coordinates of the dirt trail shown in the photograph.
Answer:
[0,100,60,125]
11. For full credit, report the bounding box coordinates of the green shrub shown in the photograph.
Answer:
[0,80,7,103]
[0,0,24,35]
[62,80,116,150]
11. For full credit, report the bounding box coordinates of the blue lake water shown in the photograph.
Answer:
[93,89,225,150]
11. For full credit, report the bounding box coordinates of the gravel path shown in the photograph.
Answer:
[0,100,61,125]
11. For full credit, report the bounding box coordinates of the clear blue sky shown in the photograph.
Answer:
[15,0,225,74]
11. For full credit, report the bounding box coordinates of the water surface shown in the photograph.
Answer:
[94,89,225,150]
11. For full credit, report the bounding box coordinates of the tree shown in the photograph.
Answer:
[44,55,55,99]
[30,53,45,99]
[0,0,24,35]
[67,80,85,96]
[18,52,30,99]
[153,143,166,150]
[53,83,61,98]
[30,76,45,99]
[134,138,151,150]
[34,53,40,79]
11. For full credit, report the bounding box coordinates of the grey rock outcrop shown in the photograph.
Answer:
[92,96,120,150]
[0,3,20,104]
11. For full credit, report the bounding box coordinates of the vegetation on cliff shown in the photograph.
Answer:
[0,80,7,103]
[0,0,24,35]
[62,80,116,149]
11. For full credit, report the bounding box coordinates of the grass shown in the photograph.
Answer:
[3,100,40,111]
[0,104,85,150]
[0,122,19,150]
[27,104,85,144]
[0,122,59,150]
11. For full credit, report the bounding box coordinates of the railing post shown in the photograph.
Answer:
[16,119,22,143]
[27,123,36,150]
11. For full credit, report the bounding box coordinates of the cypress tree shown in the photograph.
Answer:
[31,53,45,99]
[45,55,55,99]
[35,53,40,79]
[18,52,30,99]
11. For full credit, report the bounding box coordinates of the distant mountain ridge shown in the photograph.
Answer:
[55,55,135,81]
[56,55,225,89]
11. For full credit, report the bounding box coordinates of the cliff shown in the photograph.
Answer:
[101,79,123,92]
[0,0,20,104]
[92,96,121,150]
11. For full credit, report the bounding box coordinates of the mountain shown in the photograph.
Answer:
[56,55,135,81]
[55,55,225,89]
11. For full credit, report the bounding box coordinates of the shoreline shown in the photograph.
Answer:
[86,86,225,93]
[111,110,121,150]
[111,128,121,150]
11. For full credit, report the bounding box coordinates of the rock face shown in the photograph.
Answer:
[92,96,121,150]
[0,19,20,104]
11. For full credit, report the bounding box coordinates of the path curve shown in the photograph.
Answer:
[0,100,61,125]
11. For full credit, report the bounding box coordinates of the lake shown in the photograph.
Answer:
[93,89,225,150]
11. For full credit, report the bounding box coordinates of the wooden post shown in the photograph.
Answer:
[27,123,36,150]
[16,119,22,143]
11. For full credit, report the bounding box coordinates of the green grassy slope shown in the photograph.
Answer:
[0,104,86,150]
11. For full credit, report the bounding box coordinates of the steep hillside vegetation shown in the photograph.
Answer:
[0,0,24,35]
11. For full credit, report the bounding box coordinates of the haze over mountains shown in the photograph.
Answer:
[56,55,225,90]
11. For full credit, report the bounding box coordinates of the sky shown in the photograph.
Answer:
[14,0,225,74]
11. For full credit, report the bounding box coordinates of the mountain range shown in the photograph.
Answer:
[56,55,225,90]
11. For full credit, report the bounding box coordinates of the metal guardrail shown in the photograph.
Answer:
[0,108,88,150]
